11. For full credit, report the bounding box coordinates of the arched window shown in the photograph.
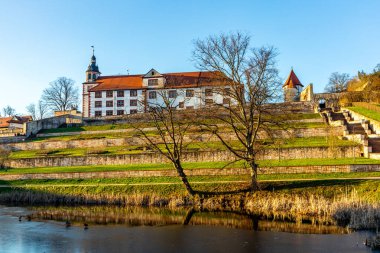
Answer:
[92,74,96,80]
[88,73,91,80]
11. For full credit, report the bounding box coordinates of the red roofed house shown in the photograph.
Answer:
[0,116,32,131]
[282,69,304,102]
[82,50,232,118]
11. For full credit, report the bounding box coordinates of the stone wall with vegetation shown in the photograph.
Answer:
[4,146,361,168]
[1,126,343,152]
[25,115,82,137]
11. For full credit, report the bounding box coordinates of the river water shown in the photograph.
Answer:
[0,205,376,253]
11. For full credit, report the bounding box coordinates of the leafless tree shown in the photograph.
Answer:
[192,32,282,190]
[133,90,196,195]
[41,77,79,112]
[2,106,16,117]
[26,100,49,120]
[373,63,380,73]
[325,72,350,93]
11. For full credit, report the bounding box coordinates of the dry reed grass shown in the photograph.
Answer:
[1,188,379,229]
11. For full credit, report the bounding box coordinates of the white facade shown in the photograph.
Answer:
[90,90,145,117]
[88,86,227,117]
[82,56,232,117]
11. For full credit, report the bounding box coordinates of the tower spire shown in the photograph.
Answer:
[86,46,100,82]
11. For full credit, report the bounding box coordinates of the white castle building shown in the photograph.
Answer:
[82,51,232,118]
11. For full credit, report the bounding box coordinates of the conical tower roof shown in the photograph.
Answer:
[283,69,303,88]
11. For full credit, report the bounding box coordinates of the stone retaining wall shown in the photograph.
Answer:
[26,115,82,137]
[4,146,362,169]
[1,126,343,152]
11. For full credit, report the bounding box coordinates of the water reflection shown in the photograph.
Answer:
[26,205,349,234]
[0,205,373,253]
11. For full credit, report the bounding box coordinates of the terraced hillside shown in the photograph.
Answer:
[0,112,364,171]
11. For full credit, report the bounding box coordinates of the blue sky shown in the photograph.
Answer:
[0,0,379,114]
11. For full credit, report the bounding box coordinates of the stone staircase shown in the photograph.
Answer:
[324,109,380,159]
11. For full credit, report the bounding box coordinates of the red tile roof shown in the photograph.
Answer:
[0,117,12,128]
[283,70,303,88]
[164,71,225,88]
[0,116,32,128]
[88,71,226,91]
[90,75,143,91]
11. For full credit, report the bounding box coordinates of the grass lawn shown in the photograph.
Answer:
[1,158,379,175]
[2,176,380,202]
[347,106,380,122]
[32,123,328,143]
[10,136,358,159]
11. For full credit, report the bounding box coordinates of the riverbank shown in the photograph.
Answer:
[2,176,380,230]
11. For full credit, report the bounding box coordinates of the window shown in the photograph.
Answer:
[148,79,158,86]
[130,90,137,97]
[130,100,137,106]
[95,101,102,108]
[95,91,102,98]
[205,89,213,97]
[169,90,177,98]
[106,101,113,107]
[106,110,113,116]
[179,102,184,108]
[106,91,113,97]
[95,111,102,117]
[149,91,157,99]
[117,91,124,97]
[223,98,231,104]
[117,100,124,107]
[186,89,194,97]
[130,109,138,114]
[205,99,213,105]
[92,74,96,80]
[88,74,91,81]
[117,110,124,115]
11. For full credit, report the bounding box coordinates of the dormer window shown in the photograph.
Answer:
[148,79,158,86]
[151,71,154,75]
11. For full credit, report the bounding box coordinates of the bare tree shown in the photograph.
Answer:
[26,100,49,120]
[133,90,196,195]
[41,77,79,112]
[192,32,281,190]
[373,63,380,73]
[2,106,16,117]
[25,104,36,120]
[325,72,350,93]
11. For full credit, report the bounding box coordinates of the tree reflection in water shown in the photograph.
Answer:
[27,205,350,235]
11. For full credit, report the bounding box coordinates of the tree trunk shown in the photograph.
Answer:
[249,161,260,191]
[174,160,195,196]
[183,207,195,225]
